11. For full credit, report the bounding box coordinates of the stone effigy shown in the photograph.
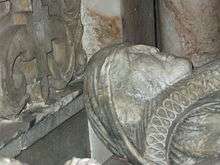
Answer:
[0,0,219,165]
[84,1,220,164]
[84,43,220,165]
[0,0,86,118]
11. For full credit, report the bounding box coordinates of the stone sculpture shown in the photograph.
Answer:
[0,1,219,165]
[65,158,101,165]
[0,0,86,118]
[84,43,220,165]
[0,157,101,165]
[0,158,27,165]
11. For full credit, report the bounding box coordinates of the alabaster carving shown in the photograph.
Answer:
[0,0,86,118]
[84,44,220,165]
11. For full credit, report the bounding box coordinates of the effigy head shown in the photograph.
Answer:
[84,44,192,163]
[108,44,192,100]
[84,44,220,165]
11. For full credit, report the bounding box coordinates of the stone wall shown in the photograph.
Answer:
[158,0,220,66]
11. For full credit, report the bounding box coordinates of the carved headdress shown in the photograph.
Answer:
[84,44,220,164]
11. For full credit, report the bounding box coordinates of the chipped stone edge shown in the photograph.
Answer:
[0,93,85,157]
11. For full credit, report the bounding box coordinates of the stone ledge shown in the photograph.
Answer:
[0,92,84,158]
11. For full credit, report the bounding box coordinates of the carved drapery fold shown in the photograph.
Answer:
[84,1,220,164]
[84,44,220,165]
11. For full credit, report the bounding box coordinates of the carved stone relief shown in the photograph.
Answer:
[84,1,220,164]
[0,0,86,118]
[84,43,220,165]
[0,1,219,165]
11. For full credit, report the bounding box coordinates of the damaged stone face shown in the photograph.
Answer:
[0,0,86,118]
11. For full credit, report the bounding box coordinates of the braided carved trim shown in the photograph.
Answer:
[144,61,220,164]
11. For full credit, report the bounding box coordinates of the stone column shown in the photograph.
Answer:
[158,0,220,66]
[121,0,156,46]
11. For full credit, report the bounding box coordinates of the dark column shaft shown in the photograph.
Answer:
[121,0,156,46]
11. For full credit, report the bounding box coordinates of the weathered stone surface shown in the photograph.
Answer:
[104,156,131,165]
[84,43,220,165]
[0,0,86,118]
[104,156,220,165]
[0,92,83,158]
[88,122,112,163]
[81,0,123,60]
[196,158,220,165]
[121,0,156,46]
[81,0,123,162]
[0,158,27,165]
[65,158,101,165]
[83,1,220,164]
[17,109,89,165]
[0,1,89,163]
[169,92,220,165]
[158,0,220,66]
[0,156,101,165]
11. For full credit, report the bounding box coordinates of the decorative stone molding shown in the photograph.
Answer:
[0,0,86,118]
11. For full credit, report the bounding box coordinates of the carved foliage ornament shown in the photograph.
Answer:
[84,44,220,165]
[0,0,86,118]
